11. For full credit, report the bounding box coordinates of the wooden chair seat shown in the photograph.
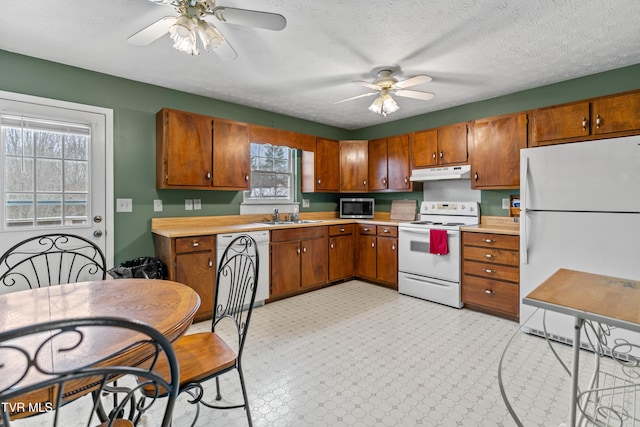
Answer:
[96,420,133,427]
[173,332,237,387]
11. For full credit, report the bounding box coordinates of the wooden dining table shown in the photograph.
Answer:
[0,278,201,418]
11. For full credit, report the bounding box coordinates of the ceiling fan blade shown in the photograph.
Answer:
[334,92,378,104]
[394,74,432,89]
[213,37,238,61]
[210,7,286,31]
[394,89,435,100]
[353,81,381,91]
[127,16,176,46]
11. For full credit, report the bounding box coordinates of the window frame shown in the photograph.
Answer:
[243,143,297,205]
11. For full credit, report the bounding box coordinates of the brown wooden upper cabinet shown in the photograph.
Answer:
[314,137,340,192]
[156,108,250,190]
[339,140,368,192]
[531,90,640,146]
[411,122,468,168]
[368,134,411,192]
[470,112,528,189]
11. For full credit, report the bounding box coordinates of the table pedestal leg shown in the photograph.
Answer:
[570,317,584,427]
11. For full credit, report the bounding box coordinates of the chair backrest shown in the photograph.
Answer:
[213,234,259,359]
[0,233,106,292]
[0,316,179,427]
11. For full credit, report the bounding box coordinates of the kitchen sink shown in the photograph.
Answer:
[257,219,322,225]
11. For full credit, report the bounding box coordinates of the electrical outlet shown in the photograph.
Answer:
[193,199,201,210]
[302,199,310,208]
[116,198,132,212]
[185,199,193,211]
[502,198,510,209]
[153,199,163,212]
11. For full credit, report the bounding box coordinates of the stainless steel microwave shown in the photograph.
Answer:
[340,198,374,219]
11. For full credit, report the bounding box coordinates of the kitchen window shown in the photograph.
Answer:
[244,143,296,203]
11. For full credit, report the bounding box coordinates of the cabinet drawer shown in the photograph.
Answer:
[463,232,519,250]
[358,224,377,235]
[376,225,397,237]
[463,246,519,266]
[462,275,519,315]
[463,260,519,283]
[329,224,354,236]
[271,226,326,242]
[175,235,214,253]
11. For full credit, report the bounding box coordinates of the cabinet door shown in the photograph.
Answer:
[315,138,339,192]
[329,234,354,282]
[339,140,368,192]
[376,236,398,287]
[356,234,377,281]
[270,241,301,298]
[159,109,213,188]
[212,118,250,190]
[411,129,438,168]
[176,251,215,321]
[301,238,328,289]
[592,92,640,135]
[438,123,468,165]
[386,134,410,190]
[470,112,528,189]
[531,102,590,145]
[368,138,388,191]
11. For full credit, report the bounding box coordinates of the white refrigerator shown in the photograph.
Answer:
[519,135,640,345]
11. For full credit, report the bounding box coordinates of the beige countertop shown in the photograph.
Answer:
[151,212,405,238]
[461,216,520,236]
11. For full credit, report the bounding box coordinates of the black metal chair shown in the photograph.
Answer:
[147,234,259,426]
[0,233,106,292]
[0,316,180,426]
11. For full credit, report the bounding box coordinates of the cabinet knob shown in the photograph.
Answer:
[439,151,443,159]
[330,243,335,249]
[206,172,211,180]
[363,227,371,232]
[296,248,301,255]
[474,172,479,181]
[363,180,367,186]
[302,247,307,254]
[371,242,375,248]
[317,179,321,185]
[484,253,493,259]
[484,269,495,274]
[482,239,495,244]
[596,114,602,129]
[392,244,396,251]
[192,242,200,247]
[432,152,436,160]
[404,176,408,184]
[382,228,390,233]
[340,228,345,232]
[245,174,249,182]
[582,116,588,131]
[208,259,213,268]
[382,178,387,186]
[484,289,495,295]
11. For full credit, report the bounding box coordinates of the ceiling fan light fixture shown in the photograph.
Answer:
[368,96,384,115]
[197,20,224,52]
[169,14,198,54]
[382,93,399,114]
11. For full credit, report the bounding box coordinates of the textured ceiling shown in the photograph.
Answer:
[1,1,639,130]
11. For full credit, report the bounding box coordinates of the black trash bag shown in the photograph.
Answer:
[108,257,165,280]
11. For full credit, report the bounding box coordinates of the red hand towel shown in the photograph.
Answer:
[429,229,449,255]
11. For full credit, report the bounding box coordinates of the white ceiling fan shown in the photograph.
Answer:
[128,0,287,60]
[336,69,434,116]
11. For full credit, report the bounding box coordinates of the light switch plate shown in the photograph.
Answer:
[153,199,163,212]
[116,198,133,212]
[502,198,510,209]
[193,199,201,210]
[302,199,310,208]
[185,199,193,210]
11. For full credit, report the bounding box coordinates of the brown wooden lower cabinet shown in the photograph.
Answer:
[154,234,216,322]
[461,231,519,321]
[269,226,328,300]
[328,224,355,282]
[356,224,398,289]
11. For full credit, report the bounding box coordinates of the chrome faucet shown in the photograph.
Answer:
[273,208,280,221]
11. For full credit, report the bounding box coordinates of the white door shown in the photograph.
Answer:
[0,91,113,267]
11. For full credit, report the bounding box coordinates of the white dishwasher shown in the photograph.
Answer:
[216,230,270,305]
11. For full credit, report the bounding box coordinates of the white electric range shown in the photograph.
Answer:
[398,201,480,308]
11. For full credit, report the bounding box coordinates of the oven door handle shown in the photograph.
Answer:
[399,228,459,237]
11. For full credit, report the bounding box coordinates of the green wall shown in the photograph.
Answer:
[1,49,639,264]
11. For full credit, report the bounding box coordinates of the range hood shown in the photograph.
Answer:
[410,165,471,181]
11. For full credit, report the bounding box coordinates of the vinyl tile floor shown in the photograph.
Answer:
[16,280,636,426]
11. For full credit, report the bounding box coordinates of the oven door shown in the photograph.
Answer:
[398,227,461,283]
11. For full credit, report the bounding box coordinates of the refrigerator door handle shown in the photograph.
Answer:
[522,156,529,264]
